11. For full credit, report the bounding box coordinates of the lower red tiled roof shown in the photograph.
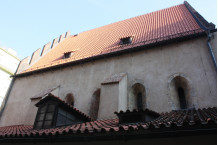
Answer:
[0,107,216,142]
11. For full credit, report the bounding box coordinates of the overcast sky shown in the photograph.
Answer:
[0,0,217,59]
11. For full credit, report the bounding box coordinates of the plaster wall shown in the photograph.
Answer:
[118,75,128,112]
[99,84,119,119]
[0,35,216,126]
[98,74,127,119]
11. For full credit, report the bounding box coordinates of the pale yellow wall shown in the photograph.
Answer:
[99,84,119,119]
[0,35,216,127]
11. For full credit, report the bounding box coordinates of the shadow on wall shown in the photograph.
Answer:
[89,89,101,120]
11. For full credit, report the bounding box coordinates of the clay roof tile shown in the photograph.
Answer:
[18,2,211,76]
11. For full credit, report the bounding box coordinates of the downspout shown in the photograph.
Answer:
[0,61,20,120]
[207,31,217,71]
[184,1,217,71]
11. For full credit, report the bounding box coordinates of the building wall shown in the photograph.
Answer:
[0,35,216,126]
[0,48,20,107]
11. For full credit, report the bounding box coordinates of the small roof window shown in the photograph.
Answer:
[63,52,72,59]
[120,36,133,45]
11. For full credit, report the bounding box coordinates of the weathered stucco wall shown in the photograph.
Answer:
[0,35,216,126]
[118,75,128,112]
[99,84,119,119]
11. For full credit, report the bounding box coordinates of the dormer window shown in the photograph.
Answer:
[120,36,132,45]
[64,52,72,59]
[33,93,91,129]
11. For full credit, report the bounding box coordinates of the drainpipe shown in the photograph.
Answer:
[184,1,217,71]
[207,31,217,71]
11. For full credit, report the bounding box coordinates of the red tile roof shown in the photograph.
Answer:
[0,107,216,141]
[19,2,209,75]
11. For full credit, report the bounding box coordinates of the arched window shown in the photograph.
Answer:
[169,76,191,110]
[65,93,75,106]
[129,83,146,110]
[89,89,101,120]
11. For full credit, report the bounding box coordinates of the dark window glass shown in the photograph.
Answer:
[38,113,45,121]
[120,37,132,45]
[44,121,52,129]
[64,52,72,59]
[67,113,75,121]
[56,108,79,126]
[35,121,43,129]
[40,106,47,113]
[35,103,84,129]
[56,114,65,126]
[137,92,143,110]
[58,108,67,116]
[34,103,55,129]
[45,112,54,120]
[178,87,187,109]
[47,104,55,112]
[66,118,74,125]
[56,108,67,126]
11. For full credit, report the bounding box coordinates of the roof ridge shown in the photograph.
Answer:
[78,4,185,36]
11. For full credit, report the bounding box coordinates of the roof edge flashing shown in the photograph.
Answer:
[184,1,216,31]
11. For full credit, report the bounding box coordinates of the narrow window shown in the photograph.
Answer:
[120,36,132,45]
[169,76,191,110]
[130,83,146,111]
[137,92,143,110]
[177,87,187,109]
